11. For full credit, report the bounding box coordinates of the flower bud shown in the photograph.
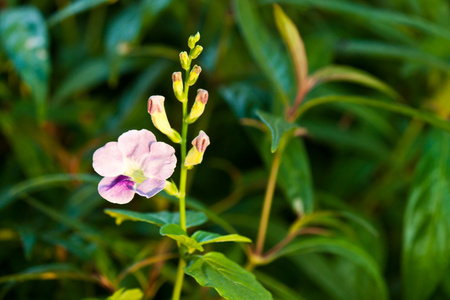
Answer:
[180,51,190,70]
[164,180,179,196]
[190,45,203,59]
[186,89,208,124]
[188,32,200,49]
[148,96,181,143]
[184,130,210,167]
[186,65,201,86]
[172,72,184,101]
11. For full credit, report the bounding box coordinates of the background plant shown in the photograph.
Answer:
[0,0,449,299]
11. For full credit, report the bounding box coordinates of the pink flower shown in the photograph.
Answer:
[92,129,177,204]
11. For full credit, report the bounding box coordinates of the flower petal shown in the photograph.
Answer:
[93,142,125,177]
[98,175,136,204]
[118,129,156,163]
[135,178,165,198]
[142,142,177,180]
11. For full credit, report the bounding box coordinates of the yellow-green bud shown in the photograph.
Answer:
[191,45,203,59]
[186,65,202,86]
[186,89,208,124]
[188,32,200,49]
[147,95,181,143]
[172,72,184,101]
[180,51,190,70]
[164,180,179,196]
[188,36,196,49]
[185,130,210,167]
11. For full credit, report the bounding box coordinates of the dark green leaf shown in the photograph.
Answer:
[256,110,298,152]
[277,137,314,214]
[338,41,450,72]
[17,226,36,261]
[297,95,450,132]
[191,231,251,245]
[0,263,94,284]
[0,6,50,120]
[47,0,112,27]
[310,65,400,100]
[0,174,99,211]
[262,0,450,42]
[402,130,450,300]
[274,237,387,300]
[159,224,203,253]
[234,0,294,105]
[185,252,273,300]
[104,209,207,228]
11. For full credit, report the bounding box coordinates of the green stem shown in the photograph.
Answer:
[255,137,287,256]
[294,95,450,132]
[171,60,192,300]
[171,258,186,300]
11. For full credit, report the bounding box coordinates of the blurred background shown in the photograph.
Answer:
[0,0,449,299]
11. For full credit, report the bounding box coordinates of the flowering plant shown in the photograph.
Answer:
[93,33,271,300]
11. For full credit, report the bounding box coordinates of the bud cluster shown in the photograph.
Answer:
[147,32,210,170]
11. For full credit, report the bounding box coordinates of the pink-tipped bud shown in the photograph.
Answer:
[187,65,201,86]
[172,72,184,101]
[185,131,210,167]
[193,130,210,153]
[147,95,181,143]
[186,89,208,124]
[147,95,165,115]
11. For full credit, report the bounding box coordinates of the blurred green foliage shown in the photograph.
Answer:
[0,0,449,299]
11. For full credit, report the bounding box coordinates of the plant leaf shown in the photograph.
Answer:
[191,231,252,246]
[0,6,50,120]
[159,224,203,253]
[338,41,450,72]
[0,174,99,211]
[234,0,294,105]
[310,65,400,100]
[297,95,450,132]
[256,110,298,152]
[277,137,314,214]
[273,4,308,93]
[107,288,143,300]
[185,252,273,300]
[402,130,450,300]
[104,209,207,228]
[0,263,94,284]
[274,237,387,300]
[47,0,112,27]
[261,0,450,42]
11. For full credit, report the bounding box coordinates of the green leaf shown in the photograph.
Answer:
[402,130,450,300]
[47,0,112,27]
[262,0,450,42]
[107,288,143,300]
[297,95,450,132]
[234,0,294,105]
[274,237,387,300]
[159,224,203,253]
[0,263,94,284]
[185,252,273,300]
[253,271,307,300]
[0,174,99,211]
[338,41,450,72]
[277,137,314,214]
[310,65,400,100]
[256,110,298,152]
[273,4,308,92]
[191,231,252,246]
[104,209,207,228]
[0,6,50,120]
[17,226,36,261]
